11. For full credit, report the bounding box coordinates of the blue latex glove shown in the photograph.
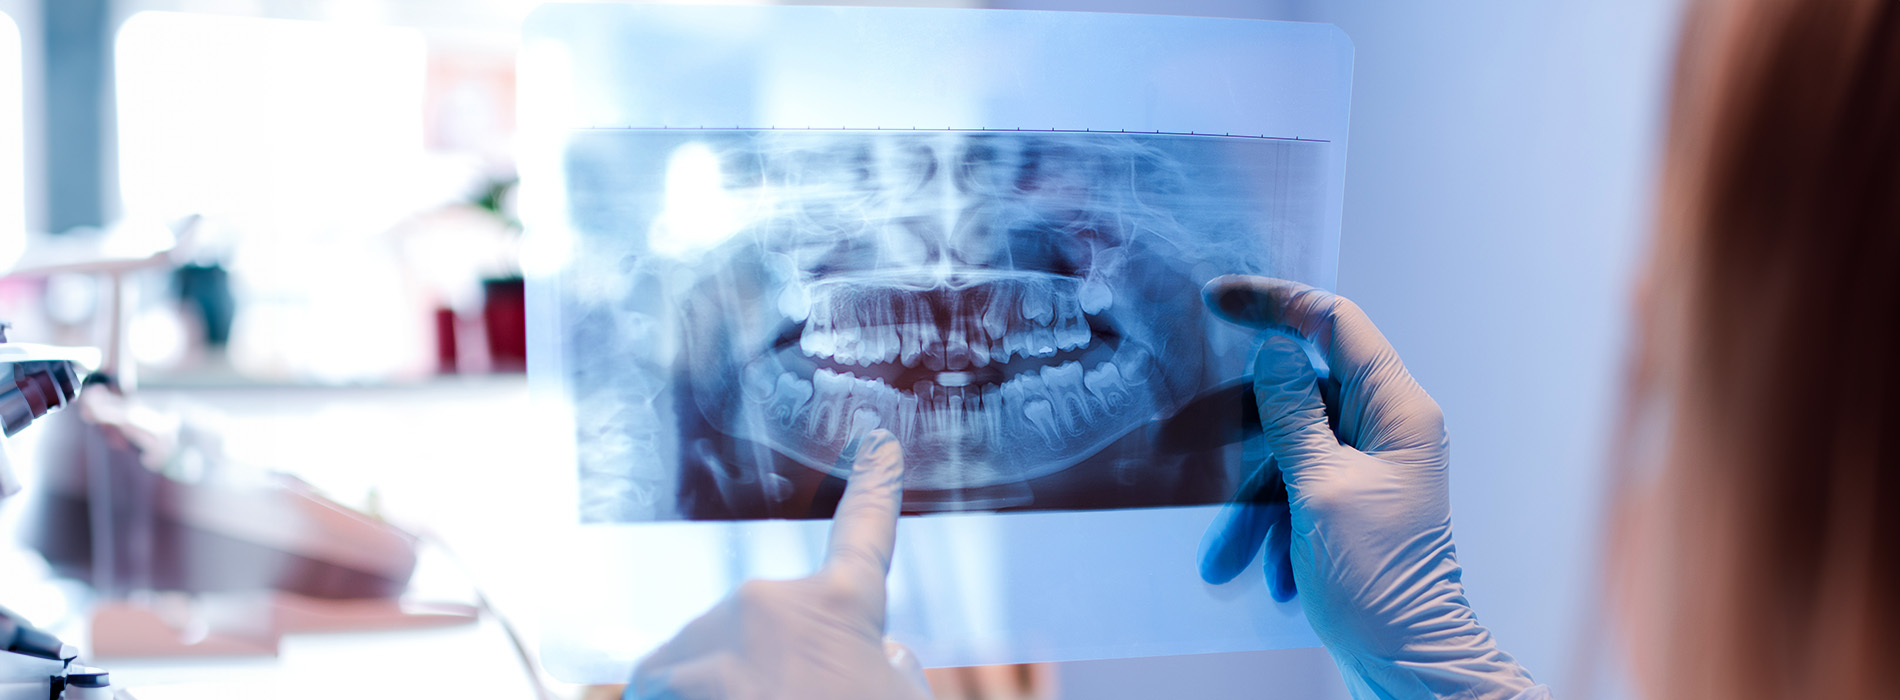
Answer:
[629,429,933,700]
[1196,276,1545,700]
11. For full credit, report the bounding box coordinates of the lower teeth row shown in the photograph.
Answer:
[744,348,1151,451]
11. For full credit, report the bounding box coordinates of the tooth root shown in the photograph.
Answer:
[919,298,944,371]
[1021,398,1063,449]
[1079,278,1113,315]
[877,300,900,365]
[768,373,814,430]
[947,390,965,440]
[899,297,924,367]
[1020,284,1054,325]
[945,304,970,371]
[1083,361,1132,412]
[895,392,920,444]
[981,286,1013,339]
[982,384,1004,444]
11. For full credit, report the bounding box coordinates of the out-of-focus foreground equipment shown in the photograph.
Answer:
[0,328,120,698]
[6,220,475,662]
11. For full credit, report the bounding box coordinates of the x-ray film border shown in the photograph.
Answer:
[573,126,1332,143]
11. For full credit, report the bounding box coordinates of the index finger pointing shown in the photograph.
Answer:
[824,429,906,586]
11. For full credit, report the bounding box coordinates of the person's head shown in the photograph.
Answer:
[1613,1,1899,698]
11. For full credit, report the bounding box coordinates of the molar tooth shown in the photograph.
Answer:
[832,305,861,365]
[1020,284,1054,326]
[1079,278,1113,315]
[1020,398,1063,449]
[810,369,855,441]
[808,286,834,329]
[867,322,898,366]
[1028,325,1057,357]
[1040,362,1092,433]
[767,373,814,429]
[799,328,835,358]
[1083,361,1132,412]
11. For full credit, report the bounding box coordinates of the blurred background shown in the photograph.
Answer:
[0,0,1682,698]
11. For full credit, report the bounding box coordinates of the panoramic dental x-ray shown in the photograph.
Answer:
[560,129,1325,522]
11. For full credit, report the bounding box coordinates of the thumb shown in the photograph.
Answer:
[824,429,906,594]
[1253,334,1339,485]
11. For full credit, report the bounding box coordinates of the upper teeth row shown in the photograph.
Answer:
[794,280,1113,369]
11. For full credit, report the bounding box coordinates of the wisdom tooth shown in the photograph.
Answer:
[778,282,811,322]
[1079,278,1113,315]
[742,359,779,401]
[1114,343,1156,381]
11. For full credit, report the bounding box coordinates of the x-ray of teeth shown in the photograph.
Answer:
[525,4,1353,677]
[560,129,1326,522]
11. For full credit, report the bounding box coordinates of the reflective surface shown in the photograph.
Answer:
[522,4,1352,678]
[562,130,1325,519]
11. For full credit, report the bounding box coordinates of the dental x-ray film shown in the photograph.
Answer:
[523,5,1352,680]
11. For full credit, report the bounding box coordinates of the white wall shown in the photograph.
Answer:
[993,2,1685,698]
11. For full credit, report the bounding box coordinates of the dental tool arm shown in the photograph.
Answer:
[1195,276,1547,700]
[0,340,122,699]
[627,429,932,700]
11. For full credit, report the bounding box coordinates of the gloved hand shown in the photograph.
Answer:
[628,429,933,700]
[1196,276,1546,700]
